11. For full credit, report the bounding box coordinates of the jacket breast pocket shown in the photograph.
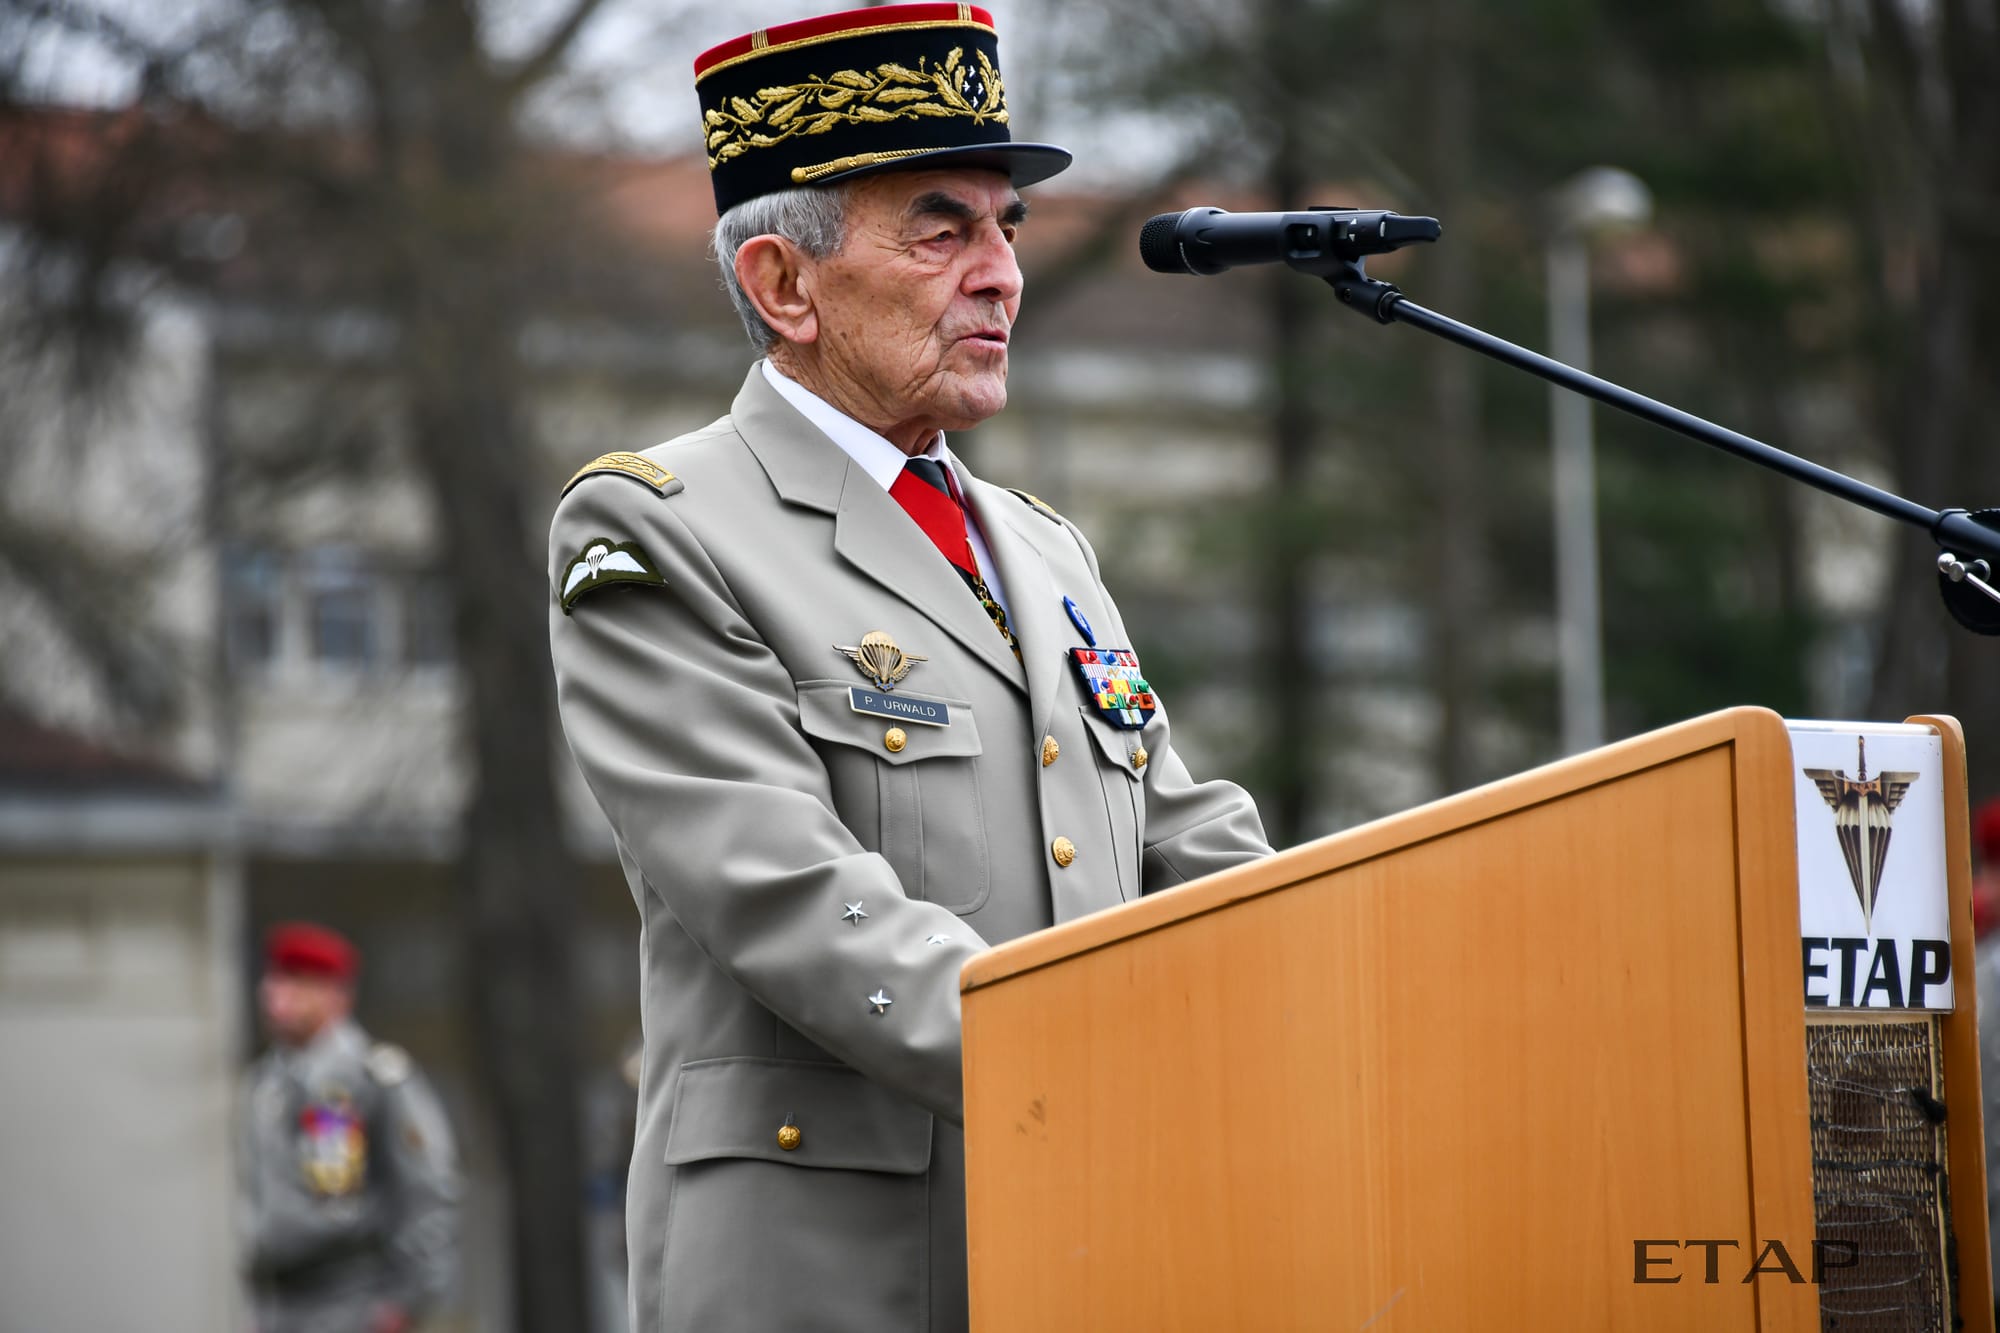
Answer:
[797,678,990,914]
[1079,707,1148,900]
[659,1057,931,1333]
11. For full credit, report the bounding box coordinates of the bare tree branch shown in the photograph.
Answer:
[499,0,610,99]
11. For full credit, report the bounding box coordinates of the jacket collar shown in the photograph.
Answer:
[732,365,1027,691]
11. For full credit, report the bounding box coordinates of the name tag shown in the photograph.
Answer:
[849,687,951,727]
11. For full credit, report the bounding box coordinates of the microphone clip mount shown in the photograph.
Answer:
[1280,207,1442,275]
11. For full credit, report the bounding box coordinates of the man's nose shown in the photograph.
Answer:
[963,224,1023,304]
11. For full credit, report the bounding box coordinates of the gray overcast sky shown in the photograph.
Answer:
[17,0,1200,194]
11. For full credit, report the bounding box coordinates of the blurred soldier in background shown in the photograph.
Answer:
[238,923,462,1333]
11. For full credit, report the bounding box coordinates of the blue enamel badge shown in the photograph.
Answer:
[1063,596,1095,645]
[1070,647,1154,730]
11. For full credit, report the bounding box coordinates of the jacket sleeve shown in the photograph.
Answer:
[1063,512,1274,892]
[549,475,989,1124]
[376,1068,461,1314]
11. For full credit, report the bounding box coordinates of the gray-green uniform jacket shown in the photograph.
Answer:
[1976,936,2000,1298]
[238,1018,461,1333]
[548,365,1271,1333]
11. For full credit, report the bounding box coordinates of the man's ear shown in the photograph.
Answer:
[735,235,819,346]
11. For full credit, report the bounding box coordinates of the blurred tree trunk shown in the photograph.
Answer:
[381,8,587,1327]
[1258,0,1315,845]
[1842,0,2000,792]
[1416,0,1486,790]
[382,7,584,1320]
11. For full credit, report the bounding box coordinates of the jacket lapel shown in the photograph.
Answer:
[732,367,1027,692]
[966,479,1069,735]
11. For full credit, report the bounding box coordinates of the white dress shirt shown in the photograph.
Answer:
[761,359,1010,617]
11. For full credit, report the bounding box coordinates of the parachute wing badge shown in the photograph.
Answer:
[834,631,926,690]
[560,538,665,614]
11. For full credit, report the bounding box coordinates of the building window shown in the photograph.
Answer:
[223,547,283,673]
[224,547,454,674]
[300,547,379,669]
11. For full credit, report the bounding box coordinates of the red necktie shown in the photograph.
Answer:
[889,457,1018,654]
[889,457,979,581]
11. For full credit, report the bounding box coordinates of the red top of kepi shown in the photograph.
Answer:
[265,922,359,981]
[694,4,997,79]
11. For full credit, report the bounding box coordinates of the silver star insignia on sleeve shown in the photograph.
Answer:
[867,989,893,1014]
[842,901,869,925]
[925,933,951,945]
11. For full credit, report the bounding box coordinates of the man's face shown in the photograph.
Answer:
[259,970,351,1046]
[803,167,1026,441]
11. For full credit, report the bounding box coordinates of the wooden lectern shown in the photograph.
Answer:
[960,708,1992,1331]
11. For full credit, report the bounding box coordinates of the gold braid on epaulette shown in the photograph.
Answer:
[1007,487,1063,523]
[563,452,681,498]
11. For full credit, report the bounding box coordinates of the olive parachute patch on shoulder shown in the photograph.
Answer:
[562,452,683,499]
[1007,488,1063,523]
[560,538,665,614]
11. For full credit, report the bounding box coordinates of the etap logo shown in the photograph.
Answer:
[1802,737,1919,934]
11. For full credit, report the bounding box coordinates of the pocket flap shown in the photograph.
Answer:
[1079,706,1150,782]
[664,1057,934,1173]
[796,679,982,765]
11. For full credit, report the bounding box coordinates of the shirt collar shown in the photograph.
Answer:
[761,359,958,493]
[280,1016,363,1078]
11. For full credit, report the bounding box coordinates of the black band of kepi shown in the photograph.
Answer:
[694,4,1070,215]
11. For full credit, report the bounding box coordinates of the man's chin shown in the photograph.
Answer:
[933,370,1008,429]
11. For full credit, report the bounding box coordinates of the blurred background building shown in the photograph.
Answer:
[0,1,1994,1329]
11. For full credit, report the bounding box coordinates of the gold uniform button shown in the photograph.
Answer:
[777,1124,801,1151]
[1132,745,1148,770]
[1041,736,1060,767]
[883,727,907,753]
[1051,836,1077,868]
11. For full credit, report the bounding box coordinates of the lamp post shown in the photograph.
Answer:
[1546,166,1652,754]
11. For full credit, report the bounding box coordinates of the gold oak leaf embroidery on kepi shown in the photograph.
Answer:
[703,48,1007,170]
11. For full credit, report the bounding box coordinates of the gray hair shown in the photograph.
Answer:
[711,185,851,352]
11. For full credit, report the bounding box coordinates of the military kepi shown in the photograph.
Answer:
[695,3,1071,215]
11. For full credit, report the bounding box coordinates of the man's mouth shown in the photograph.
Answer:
[957,328,1009,350]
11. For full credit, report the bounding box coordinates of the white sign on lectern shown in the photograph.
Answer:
[1788,721,1952,1011]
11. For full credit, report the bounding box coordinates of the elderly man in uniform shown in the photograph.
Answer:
[548,6,1272,1330]
[238,923,461,1333]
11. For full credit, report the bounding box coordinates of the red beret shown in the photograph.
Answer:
[265,922,358,981]
[1977,797,2000,863]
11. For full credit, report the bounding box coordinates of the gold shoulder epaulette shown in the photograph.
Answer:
[563,452,683,499]
[1007,488,1062,523]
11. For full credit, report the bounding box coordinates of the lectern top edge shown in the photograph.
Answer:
[960,703,1793,993]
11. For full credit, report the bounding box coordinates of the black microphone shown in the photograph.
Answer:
[1140,205,1442,277]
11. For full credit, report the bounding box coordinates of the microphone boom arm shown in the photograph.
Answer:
[1323,257,2000,631]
